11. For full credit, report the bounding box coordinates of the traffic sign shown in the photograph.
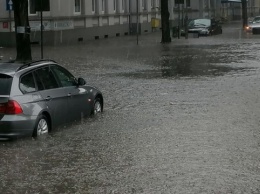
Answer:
[6,0,13,11]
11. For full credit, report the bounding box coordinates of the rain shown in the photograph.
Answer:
[0,22,260,193]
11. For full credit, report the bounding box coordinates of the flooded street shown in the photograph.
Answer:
[1,22,260,193]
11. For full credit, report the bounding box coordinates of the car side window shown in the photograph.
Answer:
[51,65,77,87]
[35,66,59,90]
[20,72,36,93]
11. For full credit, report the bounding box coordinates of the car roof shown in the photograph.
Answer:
[0,60,57,76]
[0,62,23,76]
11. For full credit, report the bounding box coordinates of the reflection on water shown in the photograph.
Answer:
[118,56,252,79]
[118,44,254,79]
[160,55,247,78]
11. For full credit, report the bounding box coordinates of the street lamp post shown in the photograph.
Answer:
[178,3,180,39]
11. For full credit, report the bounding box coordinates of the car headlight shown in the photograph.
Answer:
[200,28,209,33]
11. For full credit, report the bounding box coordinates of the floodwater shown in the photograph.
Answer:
[0,22,260,193]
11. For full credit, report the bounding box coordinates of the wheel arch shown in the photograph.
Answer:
[40,111,52,132]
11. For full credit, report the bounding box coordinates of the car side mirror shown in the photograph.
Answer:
[77,77,86,86]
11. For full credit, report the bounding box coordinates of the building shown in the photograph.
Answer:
[220,0,260,20]
[168,0,260,27]
[1,0,260,46]
[0,0,161,46]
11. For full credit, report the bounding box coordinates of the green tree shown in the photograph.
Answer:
[161,0,171,43]
[13,0,32,61]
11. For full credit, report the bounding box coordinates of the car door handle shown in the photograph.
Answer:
[45,96,52,101]
[67,93,72,97]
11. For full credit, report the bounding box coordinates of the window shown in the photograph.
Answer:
[186,0,190,7]
[74,0,81,14]
[0,74,12,95]
[20,73,36,93]
[114,0,117,12]
[151,0,154,8]
[35,67,59,90]
[51,66,77,87]
[204,0,209,8]
[157,0,160,8]
[28,0,37,15]
[101,0,104,12]
[122,0,125,11]
[142,0,147,10]
[92,0,96,13]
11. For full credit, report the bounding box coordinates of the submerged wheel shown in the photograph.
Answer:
[33,115,49,137]
[93,98,102,115]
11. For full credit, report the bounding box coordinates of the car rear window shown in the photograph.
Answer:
[20,73,36,93]
[0,74,12,95]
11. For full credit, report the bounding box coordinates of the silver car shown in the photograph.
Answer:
[0,60,103,139]
[246,16,260,34]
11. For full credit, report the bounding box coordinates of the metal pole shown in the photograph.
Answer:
[185,5,188,39]
[9,10,11,32]
[178,3,180,39]
[136,0,139,45]
[40,10,43,59]
[181,4,184,27]
[129,0,131,35]
[40,0,43,59]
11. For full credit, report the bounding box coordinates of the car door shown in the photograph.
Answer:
[51,65,91,122]
[35,66,69,128]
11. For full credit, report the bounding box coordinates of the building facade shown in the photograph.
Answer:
[0,0,161,46]
[169,0,260,27]
[0,0,260,46]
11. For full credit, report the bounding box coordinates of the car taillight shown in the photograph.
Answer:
[0,103,6,113]
[0,100,23,114]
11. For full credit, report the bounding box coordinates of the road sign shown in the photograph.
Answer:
[6,0,13,11]
[35,0,50,11]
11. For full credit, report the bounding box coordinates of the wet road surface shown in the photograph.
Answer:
[0,22,260,193]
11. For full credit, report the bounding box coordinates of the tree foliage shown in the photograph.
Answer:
[161,0,171,43]
[13,0,32,62]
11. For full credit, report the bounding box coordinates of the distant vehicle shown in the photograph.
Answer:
[0,60,104,139]
[181,18,222,36]
[246,16,260,34]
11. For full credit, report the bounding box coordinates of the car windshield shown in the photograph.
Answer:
[188,19,211,27]
[253,17,260,23]
[0,74,12,95]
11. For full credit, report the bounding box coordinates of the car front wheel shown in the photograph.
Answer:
[33,115,49,137]
[93,98,102,115]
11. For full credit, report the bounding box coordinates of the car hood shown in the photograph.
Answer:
[189,25,209,29]
[188,26,209,32]
[248,22,260,28]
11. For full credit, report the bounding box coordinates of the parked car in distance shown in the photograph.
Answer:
[246,16,260,34]
[181,18,222,37]
[0,59,104,140]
